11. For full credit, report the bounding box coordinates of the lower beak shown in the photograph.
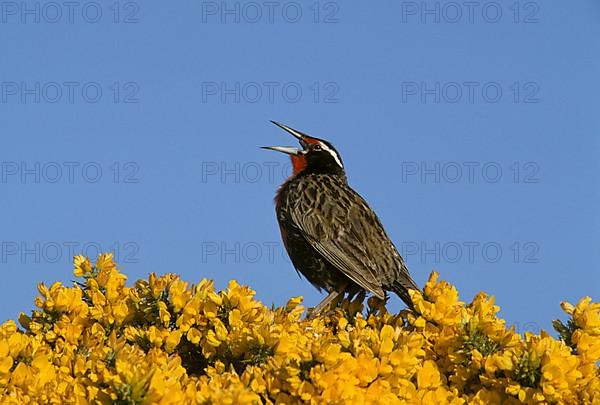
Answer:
[261,146,301,155]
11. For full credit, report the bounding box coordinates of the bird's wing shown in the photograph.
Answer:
[289,181,392,299]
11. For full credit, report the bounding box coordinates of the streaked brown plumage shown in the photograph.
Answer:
[263,121,418,314]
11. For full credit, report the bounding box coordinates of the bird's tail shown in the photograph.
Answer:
[391,264,420,310]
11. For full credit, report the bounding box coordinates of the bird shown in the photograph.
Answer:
[262,121,419,316]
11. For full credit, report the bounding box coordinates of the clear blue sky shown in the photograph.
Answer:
[1,1,598,334]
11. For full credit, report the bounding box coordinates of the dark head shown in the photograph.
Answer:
[262,121,345,177]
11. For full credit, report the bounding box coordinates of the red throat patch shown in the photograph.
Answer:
[290,154,307,175]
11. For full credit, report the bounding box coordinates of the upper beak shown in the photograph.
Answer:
[261,121,310,155]
[269,121,309,142]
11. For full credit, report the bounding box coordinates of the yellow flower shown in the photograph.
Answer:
[73,255,92,277]
[187,328,201,345]
[0,256,598,404]
[417,360,442,389]
[0,341,13,373]
[165,330,182,353]
[31,353,56,386]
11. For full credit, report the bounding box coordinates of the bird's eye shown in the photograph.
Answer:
[313,144,322,151]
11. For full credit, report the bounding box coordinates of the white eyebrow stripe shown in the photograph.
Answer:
[319,142,344,168]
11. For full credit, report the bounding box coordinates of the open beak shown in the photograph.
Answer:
[261,121,310,155]
[260,145,301,155]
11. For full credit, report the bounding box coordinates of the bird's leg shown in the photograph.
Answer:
[308,284,347,319]
[308,291,341,319]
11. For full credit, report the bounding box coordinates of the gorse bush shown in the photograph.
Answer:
[0,254,598,404]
